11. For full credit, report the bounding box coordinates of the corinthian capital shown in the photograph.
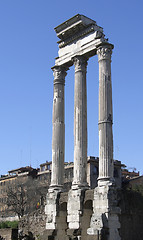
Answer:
[97,44,113,62]
[73,56,88,72]
[52,66,67,85]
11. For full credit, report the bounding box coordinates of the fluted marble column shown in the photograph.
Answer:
[97,44,114,184]
[72,56,88,189]
[50,66,67,190]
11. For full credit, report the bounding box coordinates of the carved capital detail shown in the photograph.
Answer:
[73,56,88,72]
[97,45,112,62]
[52,66,67,85]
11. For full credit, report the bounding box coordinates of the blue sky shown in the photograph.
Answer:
[0,0,143,175]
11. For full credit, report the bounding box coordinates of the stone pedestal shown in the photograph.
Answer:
[45,189,61,230]
[67,188,85,230]
[87,184,121,240]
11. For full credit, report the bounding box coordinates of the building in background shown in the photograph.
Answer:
[0,157,125,220]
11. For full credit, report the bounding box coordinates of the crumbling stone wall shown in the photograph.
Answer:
[119,185,143,240]
[0,229,17,240]
[19,186,143,240]
[19,191,94,240]
[19,208,46,239]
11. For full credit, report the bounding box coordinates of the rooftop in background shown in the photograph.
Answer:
[122,168,140,179]
[0,158,140,182]
[8,166,34,175]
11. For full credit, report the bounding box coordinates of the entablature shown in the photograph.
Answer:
[54,14,113,67]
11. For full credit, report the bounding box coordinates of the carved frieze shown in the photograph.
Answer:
[58,25,105,48]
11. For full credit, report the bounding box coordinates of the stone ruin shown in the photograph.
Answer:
[45,14,121,240]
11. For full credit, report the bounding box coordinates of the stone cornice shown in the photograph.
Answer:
[54,14,98,40]
[58,25,104,49]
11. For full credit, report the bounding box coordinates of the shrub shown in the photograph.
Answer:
[0,221,18,229]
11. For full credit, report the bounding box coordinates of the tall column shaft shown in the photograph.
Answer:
[72,56,88,188]
[97,44,114,183]
[50,66,67,189]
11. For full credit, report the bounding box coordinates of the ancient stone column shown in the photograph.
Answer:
[97,44,114,184]
[67,57,88,229]
[50,66,67,190]
[72,55,88,188]
[88,44,121,240]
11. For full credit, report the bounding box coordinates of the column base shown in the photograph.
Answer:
[67,187,87,230]
[72,181,89,190]
[45,188,62,230]
[49,184,63,192]
[87,184,121,240]
[97,177,115,187]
